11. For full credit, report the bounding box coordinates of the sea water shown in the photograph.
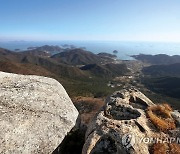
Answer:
[0,40,180,60]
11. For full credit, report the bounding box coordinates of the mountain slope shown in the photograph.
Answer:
[132,54,180,65]
[20,50,51,57]
[80,64,112,77]
[0,47,87,78]
[22,45,64,57]
[0,61,54,77]
[142,76,180,99]
[142,63,180,77]
[20,55,87,78]
[97,52,117,58]
[0,48,22,62]
[105,63,130,76]
[80,63,130,78]
[33,45,63,52]
[51,48,102,65]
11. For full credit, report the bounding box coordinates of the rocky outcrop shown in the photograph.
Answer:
[0,71,78,154]
[82,89,179,154]
[172,110,180,126]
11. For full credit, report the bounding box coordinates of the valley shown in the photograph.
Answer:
[1,1,180,153]
[1,45,180,121]
[1,45,180,154]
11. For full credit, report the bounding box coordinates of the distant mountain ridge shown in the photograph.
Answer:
[132,54,180,65]
[0,46,129,79]
[27,45,63,52]
[20,50,51,57]
[139,53,180,103]
[0,47,87,78]
[21,45,64,57]
[97,52,117,58]
[51,48,103,65]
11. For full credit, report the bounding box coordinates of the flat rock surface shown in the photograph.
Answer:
[0,71,78,154]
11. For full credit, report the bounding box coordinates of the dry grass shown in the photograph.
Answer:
[73,97,105,125]
[152,143,180,154]
[169,143,180,154]
[147,104,176,132]
[163,103,173,112]
[152,143,168,154]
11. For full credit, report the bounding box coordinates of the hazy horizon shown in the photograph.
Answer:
[1,0,180,42]
[1,40,180,60]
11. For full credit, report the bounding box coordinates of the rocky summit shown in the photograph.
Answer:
[0,71,78,154]
[0,71,180,154]
[82,89,180,154]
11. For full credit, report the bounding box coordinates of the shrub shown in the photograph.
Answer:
[147,104,176,131]
[152,143,180,154]
[152,143,168,154]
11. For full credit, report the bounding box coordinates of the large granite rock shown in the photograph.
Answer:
[82,89,163,154]
[0,71,78,154]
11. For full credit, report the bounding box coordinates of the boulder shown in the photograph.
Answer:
[82,89,158,154]
[0,71,78,154]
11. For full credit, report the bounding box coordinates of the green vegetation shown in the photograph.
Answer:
[132,54,180,65]
[61,76,121,98]
[0,47,128,99]
[142,63,180,77]
[141,77,180,110]
[142,77,180,99]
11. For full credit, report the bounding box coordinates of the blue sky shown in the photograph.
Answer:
[0,0,180,41]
